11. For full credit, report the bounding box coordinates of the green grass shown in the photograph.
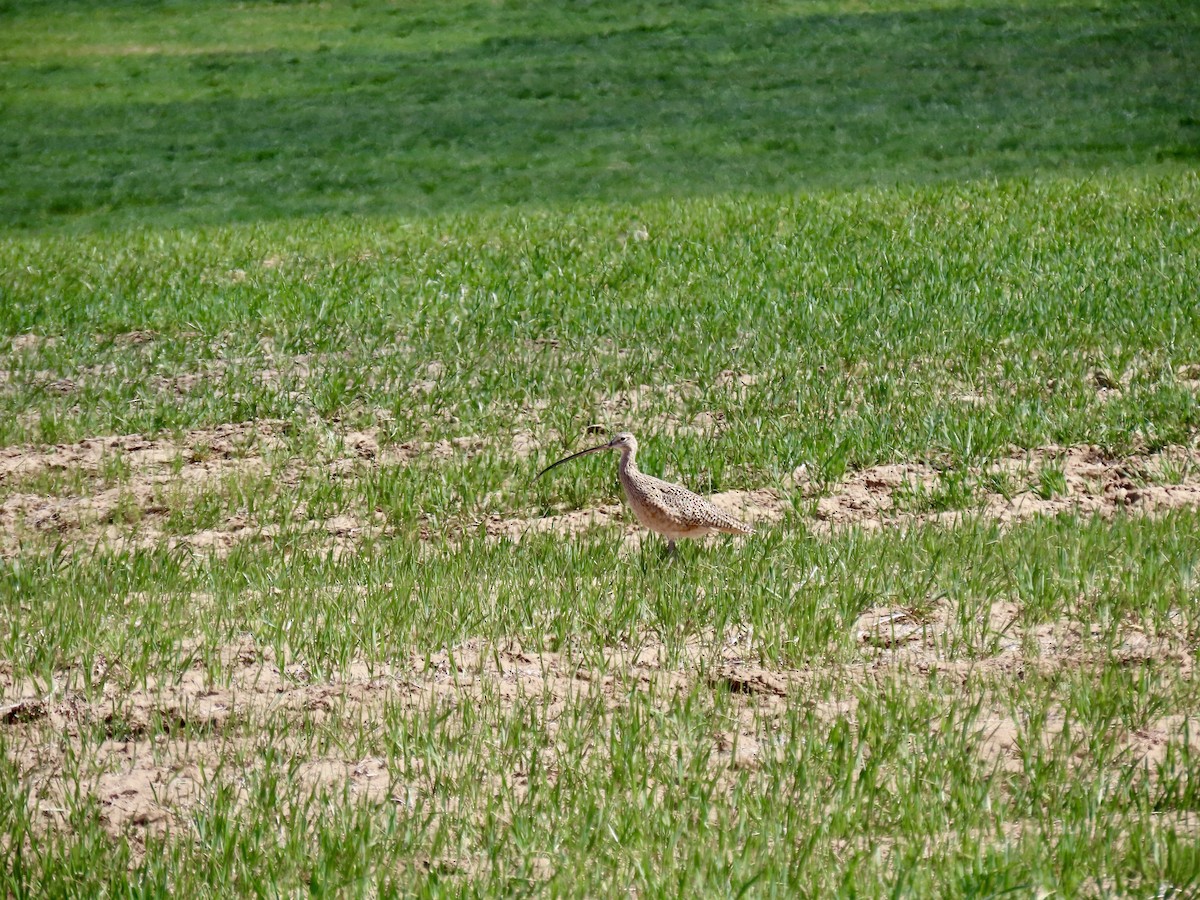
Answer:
[1,0,1198,230]
[2,175,1198,473]
[4,507,1199,690]
[3,0,1200,895]
[2,512,1200,895]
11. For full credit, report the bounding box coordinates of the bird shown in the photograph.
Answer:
[536,431,754,554]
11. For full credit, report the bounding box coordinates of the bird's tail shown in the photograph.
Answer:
[717,520,755,536]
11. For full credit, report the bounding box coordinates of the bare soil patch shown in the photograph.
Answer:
[506,443,1200,544]
[6,334,56,353]
[0,421,285,484]
[976,711,1200,778]
[0,423,537,557]
[1,422,285,557]
[4,587,1196,852]
[3,420,1199,558]
[806,444,1200,532]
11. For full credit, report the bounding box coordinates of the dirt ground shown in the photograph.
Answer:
[3,417,1199,556]
[3,418,1200,854]
[4,610,1196,852]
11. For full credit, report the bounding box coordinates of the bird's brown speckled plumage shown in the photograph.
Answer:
[538,432,753,551]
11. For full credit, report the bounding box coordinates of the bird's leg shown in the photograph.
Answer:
[662,539,677,558]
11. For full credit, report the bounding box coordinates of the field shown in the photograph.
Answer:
[2,0,1200,895]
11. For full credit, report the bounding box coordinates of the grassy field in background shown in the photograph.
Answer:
[1,0,1197,229]
[2,0,1200,896]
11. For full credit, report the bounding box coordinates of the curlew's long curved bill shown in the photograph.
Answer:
[536,443,610,479]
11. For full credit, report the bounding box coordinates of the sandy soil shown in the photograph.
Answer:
[3,599,1195,853]
[822,445,1200,527]
[0,424,535,557]
[3,417,1199,556]
[489,443,1200,544]
[3,421,1199,854]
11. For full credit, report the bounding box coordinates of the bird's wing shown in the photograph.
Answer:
[638,473,755,534]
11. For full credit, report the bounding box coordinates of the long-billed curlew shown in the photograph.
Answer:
[537,432,753,553]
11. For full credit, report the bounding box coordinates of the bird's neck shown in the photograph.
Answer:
[618,446,638,477]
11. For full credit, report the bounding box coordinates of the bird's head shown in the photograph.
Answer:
[606,431,637,453]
